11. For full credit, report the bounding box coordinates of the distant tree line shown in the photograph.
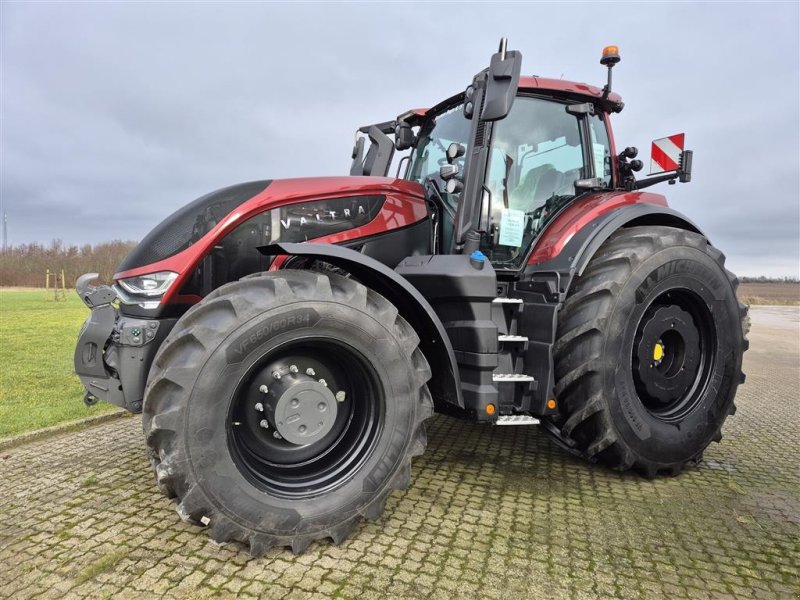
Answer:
[0,240,136,287]
[740,276,799,283]
[0,239,797,288]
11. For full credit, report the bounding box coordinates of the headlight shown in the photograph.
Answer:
[118,271,178,297]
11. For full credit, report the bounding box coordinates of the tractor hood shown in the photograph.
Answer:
[114,176,427,298]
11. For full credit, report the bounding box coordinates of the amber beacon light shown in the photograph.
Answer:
[601,45,621,66]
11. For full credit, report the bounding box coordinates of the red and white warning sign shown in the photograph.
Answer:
[650,133,685,174]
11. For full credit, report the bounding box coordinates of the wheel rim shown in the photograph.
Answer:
[227,338,384,498]
[631,289,716,421]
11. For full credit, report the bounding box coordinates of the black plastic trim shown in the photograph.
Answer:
[347,218,431,267]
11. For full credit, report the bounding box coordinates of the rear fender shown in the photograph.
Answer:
[259,242,464,409]
[526,203,706,298]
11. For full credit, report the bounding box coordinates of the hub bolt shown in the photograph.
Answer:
[255,402,264,412]
[259,419,269,429]
[335,391,346,403]
[272,371,281,380]
[259,385,268,394]
[273,431,282,439]
[289,365,299,374]
[306,367,316,376]
[319,379,327,387]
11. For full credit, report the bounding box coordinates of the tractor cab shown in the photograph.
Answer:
[350,42,691,273]
[403,90,614,268]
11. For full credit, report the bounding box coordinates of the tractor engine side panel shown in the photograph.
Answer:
[113,177,429,312]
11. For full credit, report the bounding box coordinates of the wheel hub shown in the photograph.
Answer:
[228,339,384,497]
[633,304,701,410]
[268,378,338,445]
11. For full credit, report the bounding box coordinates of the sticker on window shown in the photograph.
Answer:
[593,143,606,179]
[498,209,525,247]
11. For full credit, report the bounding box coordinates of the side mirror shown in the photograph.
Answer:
[440,164,459,180]
[446,142,466,163]
[481,38,522,122]
[394,121,415,151]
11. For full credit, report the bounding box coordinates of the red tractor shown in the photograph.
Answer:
[74,41,747,555]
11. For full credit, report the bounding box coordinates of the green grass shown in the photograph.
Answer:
[74,549,128,585]
[0,290,118,437]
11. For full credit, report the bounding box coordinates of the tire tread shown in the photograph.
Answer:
[143,270,433,554]
[547,226,748,476]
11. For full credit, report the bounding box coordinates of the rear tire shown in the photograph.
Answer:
[143,270,433,554]
[548,226,748,477]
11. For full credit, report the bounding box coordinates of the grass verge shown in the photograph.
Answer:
[0,290,118,437]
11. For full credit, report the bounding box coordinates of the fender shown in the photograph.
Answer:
[259,242,464,409]
[525,203,706,299]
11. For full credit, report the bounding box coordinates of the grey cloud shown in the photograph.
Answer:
[1,2,798,277]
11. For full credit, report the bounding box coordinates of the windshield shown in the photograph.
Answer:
[407,106,471,184]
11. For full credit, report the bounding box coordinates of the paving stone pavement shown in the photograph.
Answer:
[1,306,798,600]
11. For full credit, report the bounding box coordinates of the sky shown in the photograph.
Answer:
[1,2,798,277]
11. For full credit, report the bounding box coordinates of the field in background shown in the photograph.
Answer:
[739,282,800,306]
[0,290,117,437]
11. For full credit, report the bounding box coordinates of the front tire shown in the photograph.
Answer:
[549,226,748,477]
[143,270,433,554]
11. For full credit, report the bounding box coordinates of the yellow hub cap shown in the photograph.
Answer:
[653,342,665,362]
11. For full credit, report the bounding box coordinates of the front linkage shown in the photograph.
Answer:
[74,273,174,413]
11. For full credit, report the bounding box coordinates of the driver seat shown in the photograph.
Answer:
[508,164,560,212]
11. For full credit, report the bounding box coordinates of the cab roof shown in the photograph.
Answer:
[519,76,622,104]
[403,76,623,120]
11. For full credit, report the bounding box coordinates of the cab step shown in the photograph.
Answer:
[496,415,541,425]
[492,373,536,382]
[492,297,523,304]
[498,334,528,343]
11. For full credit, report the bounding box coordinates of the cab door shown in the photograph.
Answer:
[477,96,612,270]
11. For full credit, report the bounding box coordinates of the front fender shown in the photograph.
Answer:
[259,242,464,409]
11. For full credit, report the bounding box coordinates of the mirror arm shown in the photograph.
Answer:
[634,172,679,190]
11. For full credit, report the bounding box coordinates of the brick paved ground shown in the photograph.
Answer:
[1,307,798,599]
